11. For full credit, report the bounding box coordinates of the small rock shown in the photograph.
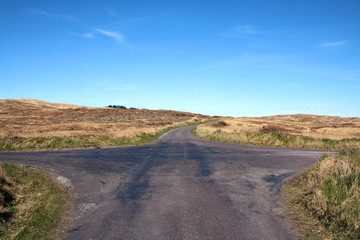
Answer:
[56,176,72,188]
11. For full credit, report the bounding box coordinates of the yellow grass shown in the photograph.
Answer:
[198,115,360,140]
[0,99,209,140]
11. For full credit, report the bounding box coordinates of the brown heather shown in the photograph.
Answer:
[195,116,360,151]
[0,99,210,151]
[198,115,360,140]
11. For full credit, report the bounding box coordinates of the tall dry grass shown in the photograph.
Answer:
[194,125,359,151]
[0,99,209,140]
[285,153,360,239]
[202,115,360,140]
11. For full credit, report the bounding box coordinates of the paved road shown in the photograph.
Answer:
[0,126,329,239]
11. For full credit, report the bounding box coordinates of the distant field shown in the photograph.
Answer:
[202,115,360,140]
[0,99,210,151]
[195,115,360,151]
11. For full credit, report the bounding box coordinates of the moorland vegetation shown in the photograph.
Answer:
[0,99,210,152]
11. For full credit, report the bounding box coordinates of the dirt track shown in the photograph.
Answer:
[0,126,331,239]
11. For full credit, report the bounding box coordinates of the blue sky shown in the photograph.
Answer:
[1,0,359,117]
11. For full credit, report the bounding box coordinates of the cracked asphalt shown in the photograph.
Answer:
[0,125,329,239]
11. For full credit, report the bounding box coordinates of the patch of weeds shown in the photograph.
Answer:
[0,163,70,239]
[283,152,360,239]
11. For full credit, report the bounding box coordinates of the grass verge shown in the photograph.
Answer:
[192,126,359,151]
[283,152,360,239]
[0,121,210,152]
[0,163,70,239]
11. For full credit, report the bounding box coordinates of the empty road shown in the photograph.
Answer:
[0,125,328,239]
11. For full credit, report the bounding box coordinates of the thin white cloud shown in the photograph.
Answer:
[221,24,264,38]
[104,7,118,17]
[232,24,260,34]
[82,33,95,39]
[95,28,124,44]
[319,40,348,48]
[31,9,78,22]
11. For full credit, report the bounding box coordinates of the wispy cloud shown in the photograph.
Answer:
[107,17,150,28]
[95,28,124,44]
[221,24,264,38]
[82,33,95,39]
[31,9,78,22]
[319,40,348,48]
[104,7,118,17]
[231,24,261,34]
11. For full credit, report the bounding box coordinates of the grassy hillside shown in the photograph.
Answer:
[0,99,210,151]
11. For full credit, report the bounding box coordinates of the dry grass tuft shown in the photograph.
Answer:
[284,152,360,239]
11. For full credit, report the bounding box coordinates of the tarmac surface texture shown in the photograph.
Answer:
[0,125,329,239]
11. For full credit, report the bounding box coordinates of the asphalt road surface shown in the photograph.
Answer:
[0,126,329,239]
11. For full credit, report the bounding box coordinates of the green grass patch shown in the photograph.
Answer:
[283,153,360,239]
[0,163,70,239]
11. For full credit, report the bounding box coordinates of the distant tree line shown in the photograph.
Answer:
[106,105,138,110]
